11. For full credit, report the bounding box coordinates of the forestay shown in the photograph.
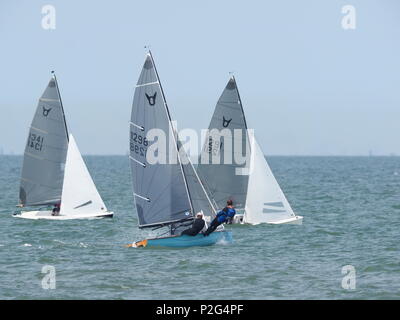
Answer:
[129,53,193,228]
[59,135,107,216]
[244,133,296,224]
[197,77,250,211]
[19,75,69,206]
[177,140,217,223]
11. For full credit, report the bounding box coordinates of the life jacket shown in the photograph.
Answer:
[216,207,236,223]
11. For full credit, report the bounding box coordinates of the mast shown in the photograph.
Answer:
[232,75,248,130]
[232,75,252,178]
[52,71,69,142]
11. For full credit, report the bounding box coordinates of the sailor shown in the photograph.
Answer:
[203,200,236,236]
[51,203,60,216]
[181,212,206,236]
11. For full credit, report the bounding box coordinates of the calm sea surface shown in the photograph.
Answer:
[0,155,399,299]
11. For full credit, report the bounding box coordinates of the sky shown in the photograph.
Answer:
[1,0,400,155]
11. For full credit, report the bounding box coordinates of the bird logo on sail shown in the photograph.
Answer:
[145,92,157,106]
[42,106,52,117]
[222,116,232,128]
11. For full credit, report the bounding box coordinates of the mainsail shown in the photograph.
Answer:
[59,135,107,216]
[244,133,296,224]
[19,74,69,206]
[197,76,250,211]
[129,52,193,228]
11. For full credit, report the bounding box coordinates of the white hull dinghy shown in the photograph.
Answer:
[197,77,303,225]
[14,73,113,220]
[127,52,232,248]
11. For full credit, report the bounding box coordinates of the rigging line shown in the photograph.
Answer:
[158,229,171,237]
[188,158,217,215]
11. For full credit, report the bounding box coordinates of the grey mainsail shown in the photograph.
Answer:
[197,76,250,211]
[129,52,193,228]
[177,141,217,223]
[19,74,69,206]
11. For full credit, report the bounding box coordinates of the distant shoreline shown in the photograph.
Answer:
[1,154,399,157]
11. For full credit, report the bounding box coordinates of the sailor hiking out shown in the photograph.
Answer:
[203,200,236,236]
[181,212,206,236]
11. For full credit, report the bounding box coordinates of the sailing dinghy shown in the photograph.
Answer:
[127,52,232,248]
[197,77,303,225]
[14,73,113,220]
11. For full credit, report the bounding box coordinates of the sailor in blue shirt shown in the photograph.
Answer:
[203,200,236,236]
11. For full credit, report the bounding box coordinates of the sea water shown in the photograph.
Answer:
[0,155,399,299]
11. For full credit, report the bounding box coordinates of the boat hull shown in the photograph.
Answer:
[267,215,303,225]
[13,210,114,220]
[236,214,303,225]
[131,230,233,248]
[232,213,245,224]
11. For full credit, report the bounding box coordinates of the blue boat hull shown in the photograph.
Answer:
[134,230,233,248]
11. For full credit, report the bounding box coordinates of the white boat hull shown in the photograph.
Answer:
[232,213,245,224]
[233,213,303,225]
[13,210,113,220]
[267,215,303,225]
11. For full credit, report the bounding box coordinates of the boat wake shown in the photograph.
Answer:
[216,237,231,246]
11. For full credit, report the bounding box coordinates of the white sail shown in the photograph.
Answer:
[60,134,107,216]
[244,133,301,224]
